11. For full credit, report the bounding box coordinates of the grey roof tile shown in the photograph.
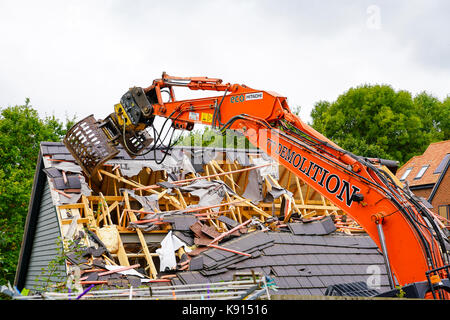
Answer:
[177,272,195,284]
[272,266,288,277]
[190,271,209,283]
[288,217,336,235]
[43,167,62,178]
[309,288,325,296]
[282,245,297,254]
[47,146,61,154]
[320,276,339,287]
[307,276,324,288]
[284,265,299,276]
[52,154,68,160]
[169,228,387,296]
[315,254,333,264]
[315,265,334,275]
[171,278,183,286]
[250,249,262,258]
[203,249,225,261]
[301,235,325,245]
[297,288,314,295]
[284,254,301,265]
[276,233,293,244]
[296,276,314,288]
[41,145,49,155]
[368,254,385,264]
[200,268,228,276]
[349,264,366,275]
[284,276,301,288]
[297,266,313,277]
[273,276,290,289]
[267,232,283,243]
[201,255,217,268]
[340,264,357,275]
[261,246,279,256]
[259,255,279,266]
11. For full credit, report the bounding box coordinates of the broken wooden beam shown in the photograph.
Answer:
[208,244,251,257]
[97,264,141,277]
[207,218,253,246]
[133,163,272,191]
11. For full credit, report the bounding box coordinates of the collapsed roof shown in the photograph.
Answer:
[15,141,390,298]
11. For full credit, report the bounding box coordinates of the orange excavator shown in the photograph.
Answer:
[64,72,450,299]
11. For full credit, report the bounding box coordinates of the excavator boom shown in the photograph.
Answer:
[64,72,450,298]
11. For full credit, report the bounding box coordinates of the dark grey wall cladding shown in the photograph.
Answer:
[23,180,66,291]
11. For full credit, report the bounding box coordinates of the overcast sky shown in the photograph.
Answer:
[0,0,449,125]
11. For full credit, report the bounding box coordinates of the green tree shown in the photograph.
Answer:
[0,99,75,286]
[310,84,447,164]
[441,95,450,140]
[176,126,255,149]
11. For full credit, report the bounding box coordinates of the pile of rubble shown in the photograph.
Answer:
[37,144,366,295]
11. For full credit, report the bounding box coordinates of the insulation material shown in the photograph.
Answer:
[201,149,218,164]
[51,161,83,174]
[242,167,264,203]
[183,149,205,173]
[180,180,233,208]
[252,157,279,179]
[63,211,81,240]
[226,151,251,166]
[97,225,120,254]
[264,179,293,202]
[121,189,159,212]
[104,265,146,278]
[105,160,161,176]
[105,156,189,177]
[156,231,192,272]
[170,149,196,176]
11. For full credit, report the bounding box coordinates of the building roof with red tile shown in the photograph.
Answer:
[396,140,450,187]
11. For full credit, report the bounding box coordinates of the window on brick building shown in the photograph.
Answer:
[414,165,429,180]
[438,205,450,225]
[400,167,413,181]
[434,154,450,174]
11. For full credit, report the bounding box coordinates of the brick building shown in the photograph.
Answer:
[396,140,450,224]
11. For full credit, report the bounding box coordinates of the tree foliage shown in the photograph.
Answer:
[310,85,449,164]
[176,126,255,149]
[0,99,75,285]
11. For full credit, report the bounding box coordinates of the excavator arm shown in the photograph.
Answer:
[64,72,450,298]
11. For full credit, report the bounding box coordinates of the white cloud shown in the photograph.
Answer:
[0,0,448,126]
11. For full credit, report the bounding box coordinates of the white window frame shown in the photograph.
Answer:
[414,165,429,180]
[400,167,413,181]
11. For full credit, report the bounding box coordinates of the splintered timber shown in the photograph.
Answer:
[267,138,361,208]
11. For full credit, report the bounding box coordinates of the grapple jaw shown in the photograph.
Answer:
[63,115,120,177]
[63,113,153,177]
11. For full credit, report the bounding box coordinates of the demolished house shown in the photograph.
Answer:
[13,141,391,299]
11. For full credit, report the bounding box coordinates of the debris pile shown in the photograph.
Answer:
[38,145,366,295]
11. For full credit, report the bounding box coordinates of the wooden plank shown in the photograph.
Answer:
[134,163,271,191]
[114,226,130,267]
[97,264,140,276]
[124,191,158,279]
[211,160,238,191]
[61,218,90,225]
[57,203,85,210]
[82,195,97,230]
